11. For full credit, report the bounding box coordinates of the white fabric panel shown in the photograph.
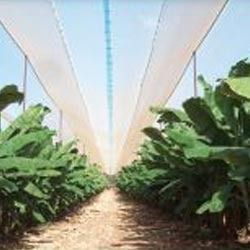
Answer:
[112,0,164,174]
[1,111,13,124]
[61,116,74,142]
[0,0,102,165]
[117,0,227,169]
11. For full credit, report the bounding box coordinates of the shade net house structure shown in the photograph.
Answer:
[0,0,248,175]
[2,0,250,248]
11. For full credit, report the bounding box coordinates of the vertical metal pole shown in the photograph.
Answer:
[22,55,28,112]
[58,110,63,142]
[0,113,2,132]
[193,51,197,97]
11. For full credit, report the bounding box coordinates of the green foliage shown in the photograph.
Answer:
[117,59,250,236]
[224,77,250,101]
[0,104,107,235]
[0,85,23,112]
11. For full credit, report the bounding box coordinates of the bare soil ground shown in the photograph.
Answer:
[0,188,246,250]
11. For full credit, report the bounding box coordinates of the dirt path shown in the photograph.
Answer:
[1,188,242,250]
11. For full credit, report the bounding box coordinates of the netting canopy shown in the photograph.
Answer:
[116,0,227,169]
[0,0,240,174]
[0,0,102,165]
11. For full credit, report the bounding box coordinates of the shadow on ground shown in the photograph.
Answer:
[0,189,247,250]
[111,192,246,250]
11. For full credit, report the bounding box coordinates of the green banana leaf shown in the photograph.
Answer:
[196,184,233,214]
[143,127,165,142]
[32,211,46,223]
[167,124,211,159]
[183,97,231,145]
[210,146,250,167]
[224,77,250,101]
[0,157,62,172]
[24,182,49,199]
[0,85,23,112]
[228,58,250,78]
[0,176,18,193]
[150,106,191,124]
[0,105,51,143]
[0,129,54,157]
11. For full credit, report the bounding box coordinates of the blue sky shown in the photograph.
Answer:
[0,0,250,161]
[168,0,250,107]
[54,0,164,166]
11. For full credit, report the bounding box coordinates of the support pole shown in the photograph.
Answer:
[82,143,85,154]
[22,55,28,112]
[0,113,2,132]
[193,51,198,97]
[58,110,63,142]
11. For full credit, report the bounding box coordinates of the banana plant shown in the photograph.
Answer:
[0,85,23,112]
[0,97,107,235]
[117,59,250,238]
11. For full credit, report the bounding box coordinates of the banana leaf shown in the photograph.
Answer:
[196,184,233,214]
[224,77,250,101]
[0,129,54,157]
[24,182,49,199]
[0,105,51,143]
[0,85,23,112]
[0,176,18,193]
[183,97,231,145]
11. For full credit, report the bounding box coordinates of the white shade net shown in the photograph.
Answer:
[1,112,13,124]
[0,0,229,173]
[117,0,227,169]
[0,0,102,166]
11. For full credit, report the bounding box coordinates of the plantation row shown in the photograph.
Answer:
[117,60,250,239]
[0,86,107,236]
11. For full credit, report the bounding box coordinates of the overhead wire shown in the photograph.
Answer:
[164,0,229,106]
[103,0,114,174]
[50,0,101,157]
